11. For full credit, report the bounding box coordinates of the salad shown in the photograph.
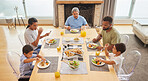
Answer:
[91,57,105,66]
[69,61,80,69]
[37,60,51,69]
[70,29,79,33]
[48,39,56,44]
[87,43,98,49]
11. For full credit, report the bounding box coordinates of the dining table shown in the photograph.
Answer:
[29,28,119,81]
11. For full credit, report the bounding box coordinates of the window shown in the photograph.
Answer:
[0,0,25,17]
[25,0,53,19]
[131,0,148,18]
[115,0,132,18]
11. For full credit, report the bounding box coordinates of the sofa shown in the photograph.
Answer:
[132,19,148,47]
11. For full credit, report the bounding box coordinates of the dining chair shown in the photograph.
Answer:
[121,35,129,46]
[118,50,141,81]
[7,51,30,81]
[18,33,26,46]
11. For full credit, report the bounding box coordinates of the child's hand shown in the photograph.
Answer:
[98,58,103,62]
[32,58,37,61]
[41,57,46,63]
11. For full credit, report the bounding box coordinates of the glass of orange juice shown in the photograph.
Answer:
[61,31,64,35]
[96,51,100,56]
[57,46,61,51]
[81,30,86,37]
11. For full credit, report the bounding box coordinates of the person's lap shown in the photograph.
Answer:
[33,45,42,54]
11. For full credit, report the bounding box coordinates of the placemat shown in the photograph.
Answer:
[38,57,59,73]
[60,62,88,74]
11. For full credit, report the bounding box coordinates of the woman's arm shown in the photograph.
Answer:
[31,28,43,47]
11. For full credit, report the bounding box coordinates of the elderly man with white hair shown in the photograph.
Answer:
[64,7,89,30]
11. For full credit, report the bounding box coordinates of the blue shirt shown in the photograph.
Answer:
[65,15,88,29]
[19,54,37,76]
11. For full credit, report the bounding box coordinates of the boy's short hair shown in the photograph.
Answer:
[115,43,126,54]
[103,16,113,24]
[23,45,33,54]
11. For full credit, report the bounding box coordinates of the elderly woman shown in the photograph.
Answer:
[64,7,89,30]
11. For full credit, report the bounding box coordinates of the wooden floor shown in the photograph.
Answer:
[0,25,133,81]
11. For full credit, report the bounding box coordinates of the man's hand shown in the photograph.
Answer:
[64,26,71,30]
[38,27,43,35]
[97,46,103,51]
[92,38,98,43]
[67,26,71,30]
[81,26,86,30]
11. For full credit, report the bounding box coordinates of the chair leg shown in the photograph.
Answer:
[21,17,25,27]
[8,23,10,29]
[15,18,16,28]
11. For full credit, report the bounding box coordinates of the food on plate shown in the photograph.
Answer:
[69,61,79,69]
[70,29,79,33]
[64,48,83,57]
[74,37,79,41]
[40,61,49,66]
[92,57,103,65]
[88,43,98,49]
[48,39,56,44]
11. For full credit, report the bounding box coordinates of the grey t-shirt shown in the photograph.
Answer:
[24,28,38,49]
[19,54,37,76]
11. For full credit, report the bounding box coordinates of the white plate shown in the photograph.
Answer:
[37,60,51,69]
[91,57,105,66]
[63,49,83,59]
[64,38,72,42]
[46,39,57,45]
[70,29,79,33]
[87,43,98,49]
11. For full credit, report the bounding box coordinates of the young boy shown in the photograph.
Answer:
[98,43,126,74]
[20,45,46,76]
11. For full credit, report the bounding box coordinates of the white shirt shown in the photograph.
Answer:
[24,28,38,50]
[109,53,124,74]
